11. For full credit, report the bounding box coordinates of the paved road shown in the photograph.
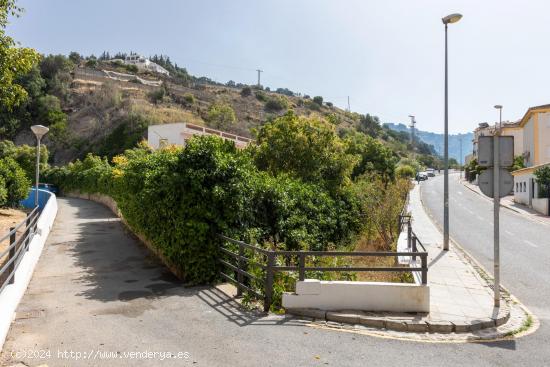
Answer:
[1,196,546,366]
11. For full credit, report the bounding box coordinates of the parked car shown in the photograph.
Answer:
[416,172,428,181]
[426,168,435,177]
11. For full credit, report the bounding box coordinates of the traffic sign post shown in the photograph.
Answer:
[477,135,514,308]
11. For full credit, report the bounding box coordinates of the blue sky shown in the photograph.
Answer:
[7,0,550,133]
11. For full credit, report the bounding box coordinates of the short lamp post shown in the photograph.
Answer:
[30,125,49,208]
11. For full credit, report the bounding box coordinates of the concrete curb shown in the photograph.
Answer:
[0,191,57,350]
[286,305,510,334]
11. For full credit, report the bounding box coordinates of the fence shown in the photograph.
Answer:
[0,207,40,294]
[217,223,428,311]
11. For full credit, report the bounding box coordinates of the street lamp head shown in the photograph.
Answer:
[442,13,463,24]
[494,105,503,110]
[31,125,49,140]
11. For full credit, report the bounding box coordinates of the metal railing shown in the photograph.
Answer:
[218,228,428,312]
[0,207,40,294]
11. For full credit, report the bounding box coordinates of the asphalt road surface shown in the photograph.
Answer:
[2,194,549,367]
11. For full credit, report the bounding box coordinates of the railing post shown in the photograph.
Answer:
[421,253,428,285]
[407,220,412,249]
[412,236,417,262]
[24,212,31,251]
[298,253,305,281]
[8,227,16,284]
[236,242,244,297]
[264,252,275,313]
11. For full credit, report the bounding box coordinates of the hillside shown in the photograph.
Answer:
[384,123,473,163]
[3,53,438,166]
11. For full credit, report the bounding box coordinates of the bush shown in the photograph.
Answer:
[148,88,166,105]
[395,165,415,178]
[183,93,195,105]
[125,64,138,73]
[264,96,288,112]
[255,90,267,102]
[0,157,31,207]
[240,86,252,97]
[207,102,236,129]
[313,96,323,106]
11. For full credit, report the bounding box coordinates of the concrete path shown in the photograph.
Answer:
[408,182,507,326]
[0,196,537,367]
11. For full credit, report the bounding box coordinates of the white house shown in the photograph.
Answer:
[147,123,252,150]
[123,54,170,76]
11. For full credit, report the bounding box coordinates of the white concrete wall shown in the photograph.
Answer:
[282,279,430,313]
[532,198,549,215]
[0,190,57,349]
[514,172,533,205]
[147,123,187,149]
[523,116,535,166]
[538,112,550,165]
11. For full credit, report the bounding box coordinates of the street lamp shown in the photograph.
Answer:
[493,104,502,307]
[30,125,49,208]
[442,12,462,251]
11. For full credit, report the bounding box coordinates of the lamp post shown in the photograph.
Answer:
[493,104,502,307]
[30,125,49,208]
[442,12,462,251]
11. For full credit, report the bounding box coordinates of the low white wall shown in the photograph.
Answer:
[532,198,549,215]
[282,279,430,313]
[0,190,57,350]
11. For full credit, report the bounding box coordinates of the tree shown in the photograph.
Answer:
[0,0,40,111]
[395,165,415,178]
[534,166,550,198]
[240,86,252,97]
[0,140,49,180]
[254,111,356,191]
[207,102,236,129]
[39,54,74,100]
[0,157,31,207]
[358,114,381,138]
[68,51,82,64]
[313,96,323,106]
[343,130,397,182]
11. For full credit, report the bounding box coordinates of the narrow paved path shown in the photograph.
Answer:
[0,197,536,367]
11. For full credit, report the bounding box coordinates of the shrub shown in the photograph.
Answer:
[240,86,252,97]
[148,88,166,105]
[313,96,323,106]
[0,157,31,207]
[395,165,415,178]
[183,93,195,105]
[207,102,236,129]
[264,96,288,112]
[255,90,267,102]
[326,102,333,108]
[125,64,138,73]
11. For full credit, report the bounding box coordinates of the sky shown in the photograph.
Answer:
[6,0,550,134]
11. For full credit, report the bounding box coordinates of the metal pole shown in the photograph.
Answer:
[34,137,41,208]
[493,109,501,307]
[443,23,450,251]
[459,136,463,179]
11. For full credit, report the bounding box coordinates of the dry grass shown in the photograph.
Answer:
[130,101,205,125]
[0,208,27,271]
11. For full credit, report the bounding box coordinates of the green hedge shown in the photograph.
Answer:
[45,137,361,284]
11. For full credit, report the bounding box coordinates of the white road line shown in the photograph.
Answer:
[505,230,514,236]
[523,240,538,248]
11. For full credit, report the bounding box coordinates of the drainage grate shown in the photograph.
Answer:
[15,309,45,320]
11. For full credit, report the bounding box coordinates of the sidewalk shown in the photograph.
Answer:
[462,179,550,225]
[407,183,508,330]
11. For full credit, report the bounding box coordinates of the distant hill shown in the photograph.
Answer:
[384,123,473,163]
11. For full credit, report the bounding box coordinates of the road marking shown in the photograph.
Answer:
[505,230,514,236]
[523,240,538,248]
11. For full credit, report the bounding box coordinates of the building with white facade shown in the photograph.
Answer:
[147,123,252,150]
[122,54,170,76]
[511,104,550,215]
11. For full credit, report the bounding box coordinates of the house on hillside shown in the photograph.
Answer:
[121,54,170,76]
[511,104,550,214]
[147,123,253,150]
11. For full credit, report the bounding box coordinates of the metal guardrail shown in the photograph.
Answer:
[0,207,40,294]
[218,227,428,312]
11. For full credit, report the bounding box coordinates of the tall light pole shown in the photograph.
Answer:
[30,125,49,208]
[408,115,416,158]
[442,13,462,251]
[459,135,463,179]
[493,104,502,307]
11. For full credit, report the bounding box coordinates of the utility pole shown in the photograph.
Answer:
[408,115,416,158]
[347,96,351,112]
[256,69,263,88]
[459,135,463,178]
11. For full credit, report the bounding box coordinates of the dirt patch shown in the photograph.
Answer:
[0,207,28,272]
